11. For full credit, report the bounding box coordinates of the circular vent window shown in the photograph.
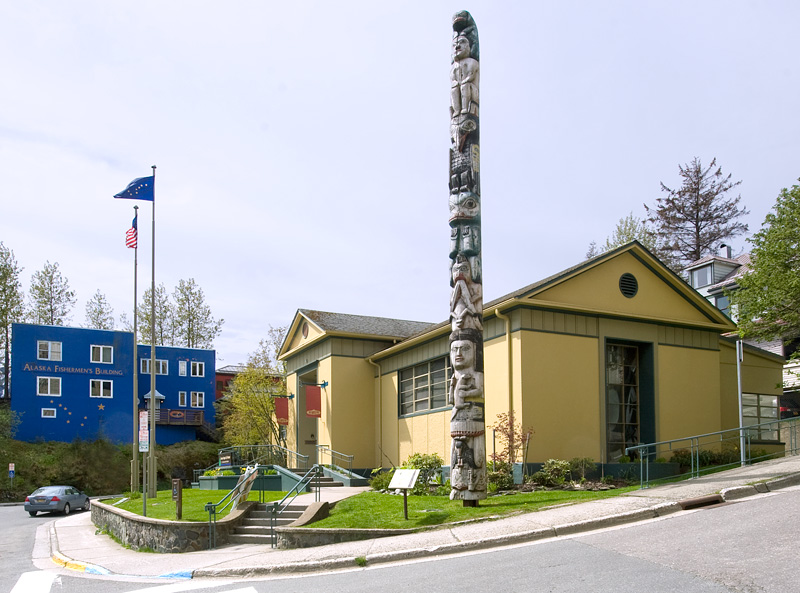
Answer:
[619,273,638,298]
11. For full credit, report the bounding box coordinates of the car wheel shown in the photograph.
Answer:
[82,498,90,511]
[29,511,37,517]
[63,503,70,515]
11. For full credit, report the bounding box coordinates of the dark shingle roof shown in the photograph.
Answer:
[299,309,434,340]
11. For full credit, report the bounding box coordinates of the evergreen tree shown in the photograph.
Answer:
[646,157,749,269]
[586,212,662,260]
[28,261,76,326]
[172,278,223,349]
[730,181,800,346]
[0,243,25,399]
[137,283,175,346]
[84,289,115,330]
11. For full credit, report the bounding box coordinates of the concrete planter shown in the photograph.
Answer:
[198,474,282,491]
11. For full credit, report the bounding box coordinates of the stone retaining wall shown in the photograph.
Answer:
[91,499,254,553]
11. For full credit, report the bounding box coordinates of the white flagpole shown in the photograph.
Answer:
[149,165,157,497]
[131,205,139,494]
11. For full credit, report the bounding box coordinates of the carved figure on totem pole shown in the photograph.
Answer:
[448,10,485,504]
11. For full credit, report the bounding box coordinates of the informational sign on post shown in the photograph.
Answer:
[172,478,183,520]
[8,463,14,481]
[139,411,149,453]
[388,469,420,520]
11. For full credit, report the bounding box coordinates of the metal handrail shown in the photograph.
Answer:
[205,465,260,549]
[316,444,354,474]
[193,445,309,483]
[267,464,322,548]
[626,416,800,489]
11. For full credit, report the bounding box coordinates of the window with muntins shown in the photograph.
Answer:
[743,393,779,440]
[38,341,62,361]
[41,408,57,418]
[179,391,187,407]
[140,359,168,375]
[90,379,113,398]
[191,361,205,377]
[179,360,187,376]
[91,345,113,364]
[190,391,204,408]
[37,377,61,396]
[399,357,452,416]
[606,344,639,461]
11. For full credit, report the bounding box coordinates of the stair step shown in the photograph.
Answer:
[228,534,275,545]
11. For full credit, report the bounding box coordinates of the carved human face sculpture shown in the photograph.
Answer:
[453,36,470,61]
[450,340,475,371]
[449,191,480,223]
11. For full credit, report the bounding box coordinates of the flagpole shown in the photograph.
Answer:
[131,205,139,494]
[148,165,157,498]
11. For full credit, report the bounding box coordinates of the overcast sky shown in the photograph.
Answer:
[2,1,798,365]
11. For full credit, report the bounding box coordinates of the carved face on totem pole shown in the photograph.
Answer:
[450,339,475,372]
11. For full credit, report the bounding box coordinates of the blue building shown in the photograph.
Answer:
[11,323,216,445]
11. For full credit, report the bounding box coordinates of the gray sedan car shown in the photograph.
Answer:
[24,485,90,516]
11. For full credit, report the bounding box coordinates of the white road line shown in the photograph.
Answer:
[123,580,249,593]
[10,571,57,593]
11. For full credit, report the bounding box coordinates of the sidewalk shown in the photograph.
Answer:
[47,456,800,579]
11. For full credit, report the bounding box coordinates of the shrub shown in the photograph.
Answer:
[369,467,395,491]
[569,457,596,481]
[402,453,444,495]
[529,459,571,487]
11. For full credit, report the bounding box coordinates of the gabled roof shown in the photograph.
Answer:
[706,253,752,294]
[279,309,434,359]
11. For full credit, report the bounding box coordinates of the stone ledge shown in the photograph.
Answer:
[91,498,254,553]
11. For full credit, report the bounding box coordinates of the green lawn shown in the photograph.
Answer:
[309,487,637,530]
[103,489,288,522]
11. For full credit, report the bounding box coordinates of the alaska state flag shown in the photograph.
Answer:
[114,176,154,201]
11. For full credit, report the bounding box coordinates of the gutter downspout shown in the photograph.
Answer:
[494,308,514,440]
[366,357,384,466]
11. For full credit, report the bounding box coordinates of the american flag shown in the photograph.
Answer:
[125,216,138,249]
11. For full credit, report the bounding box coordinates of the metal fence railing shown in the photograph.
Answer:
[625,416,800,489]
[316,444,353,475]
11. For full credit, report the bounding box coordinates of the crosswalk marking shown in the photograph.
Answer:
[10,571,57,593]
[123,581,255,593]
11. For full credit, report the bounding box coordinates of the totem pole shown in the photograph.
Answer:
[448,10,486,505]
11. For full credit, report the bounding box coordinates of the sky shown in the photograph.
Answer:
[1,1,798,366]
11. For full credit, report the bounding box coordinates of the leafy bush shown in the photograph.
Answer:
[369,467,395,491]
[569,457,597,482]
[402,452,444,495]
[529,459,571,487]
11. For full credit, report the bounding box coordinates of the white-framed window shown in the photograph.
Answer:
[743,393,780,440]
[178,391,187,407]
[37,341,62,361]
[140,359,168,375]
[91,345,113,364]
[41,408,57,418]
[190,391,204,408]
[37,377,61,396]
[690,265,713,288]
[191,361,205,377]
[179,360,187,377]
[90,379,113,398]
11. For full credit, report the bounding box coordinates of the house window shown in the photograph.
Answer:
[743,393,780,440]
[91,345,113,364]
[90,379,113,398]
[179,391,187,407]
[38,341,62,361]
[140,359,168,375]
[191,361,205,377]
[190,391,205,408]
[691,265,713,288]
[179,360,187,376]
[399,357,451,416]
[37,377,61,396]
[606,344,639,461]
[41,408,57,418]
[714,294,731,317]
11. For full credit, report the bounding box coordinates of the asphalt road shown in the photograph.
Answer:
[7,485,799,592]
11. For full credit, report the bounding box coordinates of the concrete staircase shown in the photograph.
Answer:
[228,503,306,545]
[289,468,345,488]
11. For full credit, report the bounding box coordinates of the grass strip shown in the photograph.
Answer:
[104,489,288,522]
[309,487,637,530]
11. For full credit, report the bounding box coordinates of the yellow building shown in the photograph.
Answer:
[278,242,784,472]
